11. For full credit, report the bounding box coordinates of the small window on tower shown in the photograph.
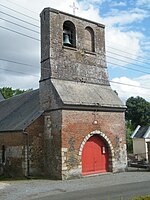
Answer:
[63,21,76,48]
[84,27,95,52]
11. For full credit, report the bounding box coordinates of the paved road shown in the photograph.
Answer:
[36,180,150,200]
[0,169,150,200]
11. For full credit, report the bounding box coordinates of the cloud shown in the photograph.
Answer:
[0,73,39,89]
[78,4,101,22]
[110,1,127,7]
[136,0,150,6]
[0,0,149,102]
[111,76,150,102]
[106,27,143,66]
[103,8,148,26]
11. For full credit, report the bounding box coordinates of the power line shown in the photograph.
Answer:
[107,60,150,75]
[109,80,150,90]
[5,0,38,14]
[0,67,39,77]
[1,2,150,66]
[0,66,150,90]
[0,52,149,76]
[0,58,38,68]
[0,5,149,66]
[107,45,150,64]
[0,17,39,34]
[0,25,40,41]
[107,55,150,73]
[0,8,149,76]
[107,50,150,69]
[0,11,39,28]
[0,3,39,22]
[1,19,149,68]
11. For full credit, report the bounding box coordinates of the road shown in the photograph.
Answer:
[1,169,150,200]
[36,180,150,200]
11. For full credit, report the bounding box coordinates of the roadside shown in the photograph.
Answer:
[0,169,150,200]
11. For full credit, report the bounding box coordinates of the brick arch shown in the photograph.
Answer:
[78,130,114,172]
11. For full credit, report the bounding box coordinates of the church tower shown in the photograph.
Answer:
[40,7,127,179]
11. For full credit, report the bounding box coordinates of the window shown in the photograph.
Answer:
[63,21,76,48]
[2,145,5,163]
[84,27,95,52]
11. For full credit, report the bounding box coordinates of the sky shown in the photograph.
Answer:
[0,0,149,102]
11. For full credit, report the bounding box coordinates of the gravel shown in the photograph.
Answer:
[0,169,150,200]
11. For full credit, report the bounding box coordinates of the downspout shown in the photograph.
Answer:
[23,130,30,177]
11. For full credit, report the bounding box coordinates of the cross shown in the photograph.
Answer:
[70,2,78,15]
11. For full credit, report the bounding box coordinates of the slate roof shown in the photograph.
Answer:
[0,91,4,102]
[51,79,125,108]
[131,125,150,139]
[0,79,125,132]
[0,89,43,132]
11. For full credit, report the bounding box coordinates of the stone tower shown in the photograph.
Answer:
[40,7,127,180]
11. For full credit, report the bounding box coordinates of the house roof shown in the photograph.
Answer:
[131,125,150,139]
[51,79,126,109]
[0,91,4,102]
[0,89,43,132]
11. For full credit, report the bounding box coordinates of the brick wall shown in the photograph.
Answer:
[61,110,127,179]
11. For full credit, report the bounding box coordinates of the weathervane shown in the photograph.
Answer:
[70,2,78,15]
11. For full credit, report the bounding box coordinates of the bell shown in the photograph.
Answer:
[63,33,72,46]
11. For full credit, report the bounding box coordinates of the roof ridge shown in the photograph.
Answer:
[0,88,39,102]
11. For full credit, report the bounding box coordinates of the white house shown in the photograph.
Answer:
[131,125,150,162]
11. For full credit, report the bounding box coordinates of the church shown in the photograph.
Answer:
[0,7,127,179]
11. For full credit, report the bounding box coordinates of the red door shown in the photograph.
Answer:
[82,135,108,175]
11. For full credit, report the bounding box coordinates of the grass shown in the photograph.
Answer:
[131,196,150,200]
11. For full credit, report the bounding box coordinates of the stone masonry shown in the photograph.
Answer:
[0,116,44,177]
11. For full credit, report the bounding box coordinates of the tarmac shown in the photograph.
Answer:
[0,168,150,200]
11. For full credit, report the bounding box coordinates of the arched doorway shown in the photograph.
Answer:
[82,134,108,175]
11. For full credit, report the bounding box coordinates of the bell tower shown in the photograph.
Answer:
[40,8,127,180]
[40,7,108,87]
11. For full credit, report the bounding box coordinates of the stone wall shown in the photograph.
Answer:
[0,116,44,177]
[40,8,108,86]
[43,110,62,179]
[0,132,25,177]
[26,115,44,176]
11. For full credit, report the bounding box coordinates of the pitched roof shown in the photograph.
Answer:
[51,79,125,109]
[0,89,43,132]
[131,125,150,139]
[0,91,4,102]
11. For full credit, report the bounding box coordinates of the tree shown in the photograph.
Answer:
[126,96,150,129]
[126,121,134,153]
[0,87,32,99]
[0,87,14,99]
